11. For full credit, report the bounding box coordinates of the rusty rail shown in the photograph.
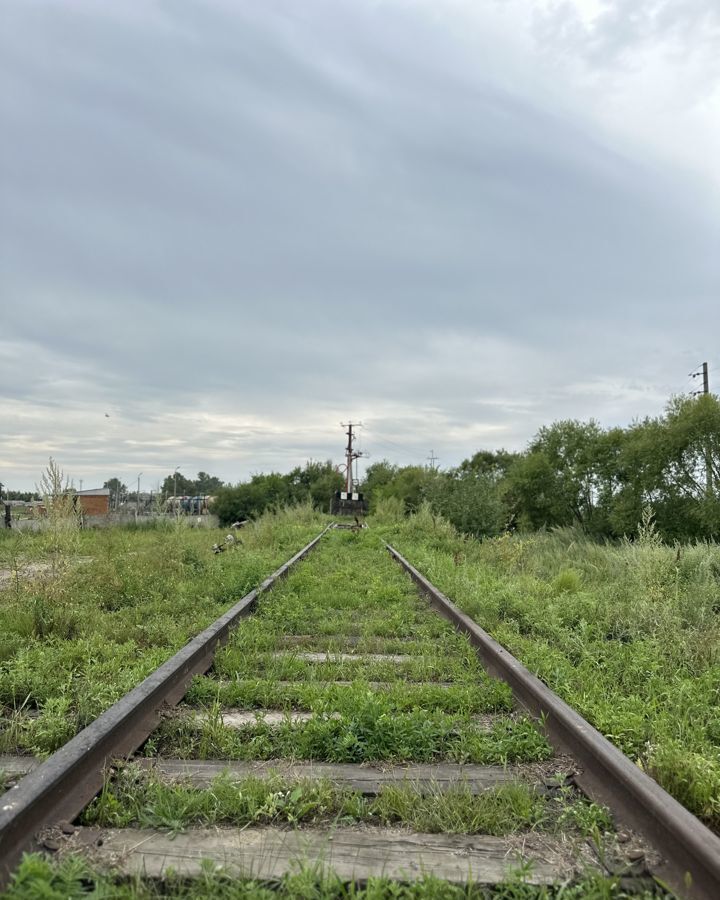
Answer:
[0,528,328,884]
[386,543,720,900]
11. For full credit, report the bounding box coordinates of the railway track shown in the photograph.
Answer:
[1,526,720,898]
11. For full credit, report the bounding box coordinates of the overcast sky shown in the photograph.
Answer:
[1,0,719,491]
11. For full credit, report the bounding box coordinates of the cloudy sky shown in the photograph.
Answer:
[1,0,719,491]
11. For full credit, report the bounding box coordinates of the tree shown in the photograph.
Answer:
[211,473,292,525]
[609,396,720,539]
[425,469,506,537]
[504,420,607,532]
[103,478,128,508]
[160,472,196,497]
[289,460,344,510]
[363,461,399,499]
[211,461,344,525]
[195,472,224,494]
[457,449,518,479]
[361,463,435,514]
[5,490,37,502]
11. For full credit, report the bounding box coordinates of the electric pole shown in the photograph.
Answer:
[341,423,364,493]
[691,362,713,497]
[427,450,439,471]
[690,362,710,396]
[704,363,713,496]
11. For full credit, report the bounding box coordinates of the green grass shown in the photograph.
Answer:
[212,650,489,684]
[0,508,325,755]
[82,765,551,836]
[185,676,512,715]
[0,519,682,900]
[0,854,671,900]
[379,507,720,828]
[147,700,549,765]
[153,532,545,765]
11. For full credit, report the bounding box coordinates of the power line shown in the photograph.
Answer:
[689,362,710,397]
[361,429,426,464]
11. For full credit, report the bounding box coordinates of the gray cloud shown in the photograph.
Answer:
[1,0,718,489]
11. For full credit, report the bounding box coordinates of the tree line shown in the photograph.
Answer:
[11,394,715,541]
[365,395,720,541]
[101,471,225,507]
[212,461,343,524]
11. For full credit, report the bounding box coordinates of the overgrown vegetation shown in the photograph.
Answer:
[160,532,549,765]
[2,854,669,900]
[149,701,549,765]
[367,394,720,541]
[0,507,324,755]
[83,766,555,836]
[212,461,343,525]
[382,507,720,828]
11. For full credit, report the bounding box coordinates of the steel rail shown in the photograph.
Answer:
[386,543,720,900]
[0,528,329,885]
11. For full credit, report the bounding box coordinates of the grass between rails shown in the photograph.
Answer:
[380,507,720,829]
[155,530,546,764]
[147,702,549,764]
[211,652,490,684]
[0,508,325,756]
[186,677,512,715]
[81,765,610,837]
[2,528,660,899]
[213,531,501,689]
[1,855,670,900]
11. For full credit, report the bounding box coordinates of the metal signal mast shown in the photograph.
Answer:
[330,422,369,516]
[342,421,364,492]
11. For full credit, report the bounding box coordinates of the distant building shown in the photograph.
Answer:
[76,488,111,516]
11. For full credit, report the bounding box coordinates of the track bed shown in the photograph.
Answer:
[0,528,710,897]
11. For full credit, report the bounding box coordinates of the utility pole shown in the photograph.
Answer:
[341,423,364,493]
[0,482,9,530]
[136,472,143,521]
[691,362,713,497]
[691,362,710,396]
[704,364,713,497]
[427,450,439,472]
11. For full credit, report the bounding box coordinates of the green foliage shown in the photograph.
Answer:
[159,470,224,498]
[0,510,323,755]
[389,394,720,542]
[103,476,127,507]
[212,461,342,525]
[502,396,720,540]
[2,853,669,899]
[425,470,506,537]
[153,533,548,765]
[153,703,549,765]
[84,766,549,836]
[35,458,81,556]
[385,515,720,827]
[363,462,435,514]
[186,677,511,716]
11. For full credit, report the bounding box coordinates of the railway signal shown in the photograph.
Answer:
[331,421,369,516]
